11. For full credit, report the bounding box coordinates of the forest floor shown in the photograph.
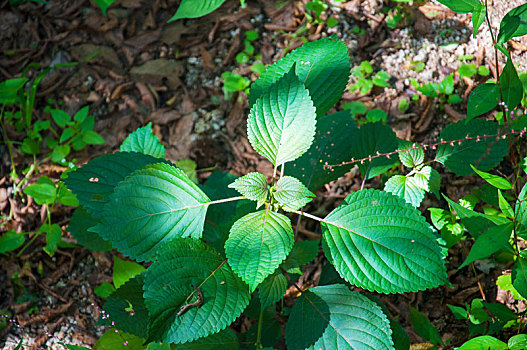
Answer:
[1,0,527,349]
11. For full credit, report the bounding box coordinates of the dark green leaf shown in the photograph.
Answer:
[174,328,239,349]
[459,223,513,269]
[68,206,112,252]
[94,329,146,350]
[42,223,62,257]
[435,0,481,13]
[409,306,443,345]
[467,83,500,121]
[470,165,512,190]
[497,3,527,43]
[501,57,524,110]
[93,282,115,299]
[512,257,527,299]
[447,304,468,320]
[259,272,288,308]
[282,240,319,271]
[60,128,75,143]
[0,78,27,105]
[472,5,486,37]
[82,130,105,145]
[0,230,25,254]
[93,0,115,16]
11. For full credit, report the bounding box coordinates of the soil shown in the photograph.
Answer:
[1,0,527,349]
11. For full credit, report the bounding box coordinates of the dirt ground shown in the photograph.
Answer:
[1,0,527,349]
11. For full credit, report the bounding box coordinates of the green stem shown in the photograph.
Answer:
[285,207,325,223]
[0,106,17,180]
[12,162,36,196]
[255,308,264,349]
[208,196,246,206]
[16,231,39,257]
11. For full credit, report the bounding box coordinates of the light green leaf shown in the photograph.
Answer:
[42,223,62,257]
[113,256,146,289]
[472,5,486,37]
[82,130,105,145]
[93,0,116,16]
[0,230,25,254]
[498,190,514,218]
[259,272,288,309]
[350,122,398,180]
[321,189,447,293]
[275,176,315,210]
[512,257,527,299]
[168,0,226,21]
[23,176,56,205]
[457,336,507,350]
[285,284,393,350]
[516,183,527,235]
[51,144,71,162]
[228,172,268,202]
[384,175,425,207]
[409,306,443,345]
[93,282,115,299]
[0,77,27,105]
[144,239,250,343]
[174,328,239,349]
[94,163,211,262]
[470,165,512,190]
[51,109,71,128]
[447,304,468,320]
[466,83,500,122]
[413,166,441,197]
[459,223,513,269]
[496,274,525,301]
[398,140,424,168]
[497,3,527,44]
[225,209,294,291]
[74,106,89,123]
[436,119,509,176]
[435,0,481,13]
[56,183,79,207]
[501,57,524,111]
[175,159,198,184]
[509,334,527,350]
[249,37,350,117]
[247,66,316,166]
[94,329,146,350]
[289,111,358,191]
[68,206,112,252]
[120,122,165,159]
[60,127,75,143]
[64,152,165,216]
[444,196,497,238]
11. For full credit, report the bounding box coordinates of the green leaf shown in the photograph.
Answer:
[509,334,527,350]
[289,111,358,191]
[285,284,393,350]
[409,306,443,345]
[501,57,524,110]
[457,336,507,350]
[94,282,115,299]
[435,119,509,176]
[23,176,56,205]
[384,175,425,207]
[0,78,27,105]
[93,0,115,16]
[94,163,211,262]
[435,0,481,13]
[101,274,149,339]
[512,257,527,299]
[459,223,513,269]
[175,159,198,184]
[82,130,105,145]
[247,66,316,166]
[174,328,239,349]
[470,165,512,190]
[274,176,315,210]
[516,183,527,235]
[228,172,268,202]
[259,272,288,309]
[466,82,500,122]
[51,109,71,128]
[282,240,319,271]
[459,64,477,79]
[94,329,146,350]
[249,37,350,117]
[496,274,525,301]
[20,137,40,155]
[68,206,112,252]
[168,0,226,21]
[144,239,250,343]
[74,106,89,123]
[472,5,486,37]
[120,122,165,159]
[498,190,514,218]
[322,189,447,293]
[0,230,25,254]
[42,223,62,257]
[398,140,424,168]
[413,166,441,197]
[444,196,497,238]
[56,183,79,207]
[225,209,294,291]
[113,256,146,289]
[447,304,468,320]
[350,122,398,180]
[64,152,164,216]
[51,144,71,162]
[60,128,75,143]
[497,3,527,44]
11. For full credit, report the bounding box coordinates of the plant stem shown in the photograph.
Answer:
[285,207,325,223]
[0,105,17,180]
[255,308,264,349]
[16,231,39,257]
[207,196,246,206]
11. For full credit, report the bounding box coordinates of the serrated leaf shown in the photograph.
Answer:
[512,257,527,299]
[64,152,164,216]
[249,37,350,117]
[274,176,315,210]
[470,165,512,190]
[466,83,500,122]
[168,0,226,22]
[459,223,513,269]
[247,66,316,166]
[120,122,165,159]
[398,140,424,168]
[351,122,398,180]
[282,240,319,271]
[501,57,523,110]
[413,166,441,197]
[225,209,294,291]
[144,239,250,343]
[384,175,425,207]
[94,163,210,262]
[289,111,358,191]
[321,189,447,293]
[174,328,239,349]
[0,230,25,254]
[435,0,480,13]
[68,206,112,252]
[259,272,288,309]
[113,256,146,289]
[285,284,393,350]
[228,172,268,202]
[436,119,509,176]
[101,274,149,339]
[457,336,507,350]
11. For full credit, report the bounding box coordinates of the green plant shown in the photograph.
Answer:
[412,74,462,105]
[349,61,391,95]
[236,30,260,65]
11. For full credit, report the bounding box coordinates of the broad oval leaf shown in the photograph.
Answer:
[228,172,268,202]
[289,111,358,191]
[321,189,447,293]
[501,57,523,111]
[144,239,250,343]
[68,206,112,252]
[466,83,500,122]
[413,166,441,197]
[285,284,393,350]
[435,119,508,176]
[458,336,507,350]
[169,0,226,21]
[225,210,294,291]
[274,176,315,210]
[0,230,25,254]
[398,140,424,168]
[120,122,165,159]
[512,257,527,299]
[384,175,425,207]
[435,0,480,13]
[247,67,316,166]
[249,37,350,117]
[94,163,211,262]
[259,272,288,309]
[64,152,164,216]
[497,3,527,44]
